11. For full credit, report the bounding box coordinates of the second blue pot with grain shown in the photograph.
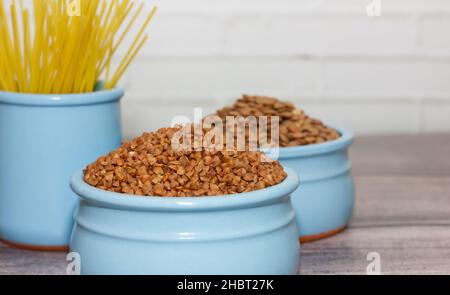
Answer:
[277,128,355,242]
[69,167,300,275]
[0,87,123,250]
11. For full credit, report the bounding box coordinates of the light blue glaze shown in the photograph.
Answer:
[0,88,123,247]
[278,128,355,239]
[69,168,300,275]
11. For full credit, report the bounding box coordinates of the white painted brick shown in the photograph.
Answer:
[153,0,322,14]
[296,101,422,134]
[141,14,223,57]
[112,5,224,58]
[421,102,450,132]
[322,60,450,100]
[122,101,218,138]
[125,58,320,101]
[154,0,450,15]
[223,16,417,57]
[319,0,450,15]
[418,17,450,56]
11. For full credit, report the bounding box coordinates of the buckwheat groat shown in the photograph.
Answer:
[216,95,340,147]
[84,127,287,197]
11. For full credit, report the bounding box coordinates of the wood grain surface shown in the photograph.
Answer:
[1,133,450,275]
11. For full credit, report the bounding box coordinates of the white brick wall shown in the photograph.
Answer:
[11,0,449,135]
[119,0,450,137]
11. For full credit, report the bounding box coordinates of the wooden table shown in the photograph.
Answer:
[1,134,450,275]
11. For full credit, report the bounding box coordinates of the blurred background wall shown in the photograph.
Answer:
[117,0,450,137]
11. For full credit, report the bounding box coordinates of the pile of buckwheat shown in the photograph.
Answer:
[84,127,287,197]
[215,95,340,147]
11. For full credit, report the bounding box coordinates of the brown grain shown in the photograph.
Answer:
[215,94,340,147]
[83,127,287,197]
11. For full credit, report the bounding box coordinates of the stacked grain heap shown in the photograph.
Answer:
[215,95,340,147]
[84,127,287,197]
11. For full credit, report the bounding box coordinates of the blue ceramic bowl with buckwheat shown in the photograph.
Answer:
[69,167,300,275]
[277,127,355,242]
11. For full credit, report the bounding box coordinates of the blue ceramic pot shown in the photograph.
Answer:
[69,168,300,275]
[0,88,123,250]
[278,128,354,242]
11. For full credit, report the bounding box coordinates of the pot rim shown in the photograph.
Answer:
[0,83,123,107]
[276,127,354,159]
[70,167,299,212]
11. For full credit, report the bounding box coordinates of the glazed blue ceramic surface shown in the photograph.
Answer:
[277,128,355,240]
[0,88,123,247]
[69,168,300,275]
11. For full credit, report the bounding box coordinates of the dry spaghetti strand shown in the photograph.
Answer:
[0,0,157,94]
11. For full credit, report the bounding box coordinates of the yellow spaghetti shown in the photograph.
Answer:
[0,0,157,94]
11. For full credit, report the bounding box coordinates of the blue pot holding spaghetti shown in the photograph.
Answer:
[69,168,300,275]
[277,128,354,242]
[0,88,123,250]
